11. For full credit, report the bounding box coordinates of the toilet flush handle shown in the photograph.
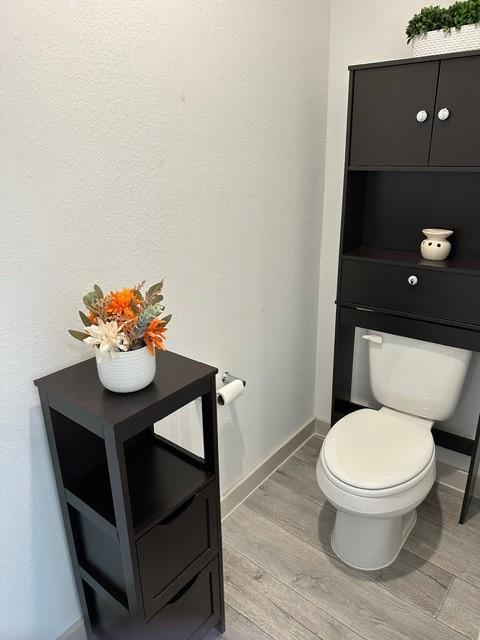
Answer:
[362,334,383,344]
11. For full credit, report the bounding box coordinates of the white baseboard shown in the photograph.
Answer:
[436,460,480,498]
[57,619,86,640]
[315,417,329,437]
[220,417,316,519]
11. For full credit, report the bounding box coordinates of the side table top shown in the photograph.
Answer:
[35,350,217,428]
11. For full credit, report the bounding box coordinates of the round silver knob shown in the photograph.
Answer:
[438,107,450,121]
[416,110,428,123]
[408,275,418,286]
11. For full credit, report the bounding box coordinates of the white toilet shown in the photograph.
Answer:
[317,330,471,571]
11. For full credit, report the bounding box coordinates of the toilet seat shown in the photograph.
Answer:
[323,408,435,491]
[320,444,436,500]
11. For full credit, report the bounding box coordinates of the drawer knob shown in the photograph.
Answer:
[438,107,450,121]
[416,109,428,123]
[408,275,418,286]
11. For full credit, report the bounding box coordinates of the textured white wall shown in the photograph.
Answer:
[314,0,478,471]
[1,1,330,638]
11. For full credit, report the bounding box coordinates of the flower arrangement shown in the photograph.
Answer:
[69,281,171,358]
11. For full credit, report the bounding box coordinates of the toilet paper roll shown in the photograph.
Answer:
[217,379,245,406]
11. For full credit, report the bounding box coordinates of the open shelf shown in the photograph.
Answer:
[341,171,480,265]
[80,565,129,614]
[53,406,214,537]
[344,247,480,277]
[127,434,214,538]
[82,576,129,640]
[67,470,117,528]
[66,434,213,537]
[69,503,127,606]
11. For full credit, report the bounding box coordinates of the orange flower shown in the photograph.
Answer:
[106,288,138,320]
[88,312,98,325]
[144,318,167,355]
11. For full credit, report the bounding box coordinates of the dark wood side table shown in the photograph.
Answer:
[35,350,225,640]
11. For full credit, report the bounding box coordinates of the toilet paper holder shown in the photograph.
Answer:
[222,371,246,387]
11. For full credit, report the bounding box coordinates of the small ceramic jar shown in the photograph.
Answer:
[420,228,453,261]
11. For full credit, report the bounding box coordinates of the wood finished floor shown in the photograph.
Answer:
[208,435,480,640]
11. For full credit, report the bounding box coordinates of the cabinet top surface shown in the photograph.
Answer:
[348,47,480,71]
[34,350,217,425]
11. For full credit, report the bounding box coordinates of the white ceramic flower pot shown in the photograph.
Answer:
[421,228,453,261]
[411,24,480,57]
[96,346,156,393]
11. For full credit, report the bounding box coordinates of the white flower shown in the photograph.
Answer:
[83,320,129,358]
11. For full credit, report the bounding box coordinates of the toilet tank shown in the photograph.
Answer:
[366,331,471,421]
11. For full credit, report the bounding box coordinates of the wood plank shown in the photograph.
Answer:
[223,504,465,640]
[246,477,452,616]
[205,604,274,640]
[272,443,327,507]
[418,482,480,542]
[437,578,480,640]
[222,544,364,640]
[294,435,322,463]
[405,514,480,588]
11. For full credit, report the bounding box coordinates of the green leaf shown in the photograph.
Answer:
[79,310,90,326]
[146,280,164,299]
[134,327,146,340]
[93,284,103,299]
[130,299,141,314]
[68,329,89,341]
[161,313,172,325]
[135,302,165,332]
[83,291,98,310]
[149,293,164,305]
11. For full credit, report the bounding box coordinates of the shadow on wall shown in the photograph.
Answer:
[218,403,246,490]
[29,404,79,640]
[154,393,246,495]
[443,352,480,439]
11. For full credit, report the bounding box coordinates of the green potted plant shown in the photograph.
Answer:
[407,1,480,56]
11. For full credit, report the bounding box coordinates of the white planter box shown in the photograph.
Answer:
[411,23,480,57]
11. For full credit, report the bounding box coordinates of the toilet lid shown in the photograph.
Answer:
[323,409,435,490]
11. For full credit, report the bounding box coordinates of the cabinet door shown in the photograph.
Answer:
[349,62,439,167]
[429,56,480,166]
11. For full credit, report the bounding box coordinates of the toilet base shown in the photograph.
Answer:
[331,509,417,571]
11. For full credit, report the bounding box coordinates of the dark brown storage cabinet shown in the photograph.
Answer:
[35,350,225,640]
[333,49,480,524]
[349,54,480,167]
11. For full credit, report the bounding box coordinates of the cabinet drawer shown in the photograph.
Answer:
[137,482,218,619]
[340,259,480,326]
[146,557,220,640]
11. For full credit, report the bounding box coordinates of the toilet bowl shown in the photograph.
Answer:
[317,407,435,570]
[317,331,471,571]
